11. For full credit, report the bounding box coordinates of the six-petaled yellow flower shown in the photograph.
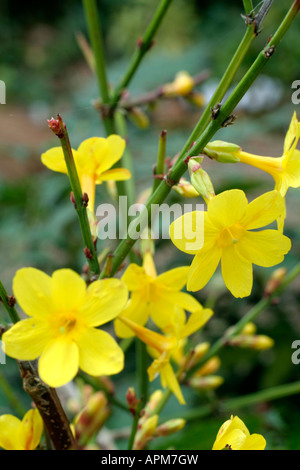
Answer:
[2,268,128,388]
[0,409,43,451]
[114,252,203,338]
[170,189,291,298]
[119,305,213,404]
[212,415,266,450]
[41,135,131,213]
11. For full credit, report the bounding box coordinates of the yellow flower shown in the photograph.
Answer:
[162,71,195,97]
[170,189,291,298]
[2,268,128,388]
[114,252,204,338]
[212,415,266,450]
[0,409,43,450]
[119,305,213,404]
[41,135,131,213]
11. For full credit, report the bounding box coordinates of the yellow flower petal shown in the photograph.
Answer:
[82,279,128,327]
[77,328,124,376]
[187,243,221,292]
[19,409,43,451]
[155,266,190,290]
[2,318,53,361]
[122,264,149,290]
[221,246,253,298]
[0,415,22,450]
[38,338,79,388]
[97,134,126,174]
[240,191,285,230]
[41,147,69,174]
[213,428,247,450]
[114,289,149,338]
[240,434,266,450]
[13,268,53,320]
[237,230,291,267]
[96,168,131,183]
[181,308,213,338]
[283,111,299,155]
[52,269,87,312]
[160,363,186,405]
[285,150,300,188]
[77,137,108,173]
[208,190,248,229]
[158,288,202,313]
[169,211,205,255]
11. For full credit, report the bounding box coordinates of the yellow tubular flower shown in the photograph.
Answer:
[119,306,213,404]
[206,113,300,230]
[41,135,131,213]
[212,415,266,450]
[2,268,128,388]
[170,189,291,298]
[0,409,43,451]
[114,252,205,338]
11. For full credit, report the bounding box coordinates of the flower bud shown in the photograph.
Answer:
[185,342,211,370]
[241,322,257,336]
[189,375,224,390]
[141,390,163,424]
[172,178,200,198]
[188,157,215,201]
[154,419,186,437]
[228,334,274,350]
[74,392,110,447]
[203,141,241,163]
[264,267,287,297]
[126,387,140,416]
[163,71,195,97]
[194,356,221,377]
[133,415,158,450]
[128,107,150,129]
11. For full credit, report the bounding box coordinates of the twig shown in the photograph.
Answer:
[18,361,77,450]
[0,280,20,324]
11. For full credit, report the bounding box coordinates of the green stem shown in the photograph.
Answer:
[0,280,20,324]
[51,116,100,276]
[171,381,300,422]
[243,0,254,15]
[127,400,143,451]
[137,339,149,407]
[100,0,299,278]
[82,0,115,135]
[0,369,27,418]
[152,130,167,194]
[110,0,174,109]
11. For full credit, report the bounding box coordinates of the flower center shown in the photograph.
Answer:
[217,224,245,249]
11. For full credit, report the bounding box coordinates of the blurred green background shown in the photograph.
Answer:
[0,0,300,450]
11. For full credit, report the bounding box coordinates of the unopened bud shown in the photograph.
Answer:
[133,415,158,450]
[186,342,211,370]
[241,322,257,336]
[163,71,195,97]
[141,390,163,424]
[74,392,110,447]
[126,387,140,416]
[264,268,287,297]
[189,375,224,390]
[172,178,200,198]
[188,92,205,108]
[154,419,186,437]
[188,157,215,201]
[47,115,66,138]
[128,107,150,129]
[204,141,241,163]
[228,334,274,350]
[194,356,221,377]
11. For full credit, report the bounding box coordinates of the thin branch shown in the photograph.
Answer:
[0,280,20,324]
[18,361,77,451]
